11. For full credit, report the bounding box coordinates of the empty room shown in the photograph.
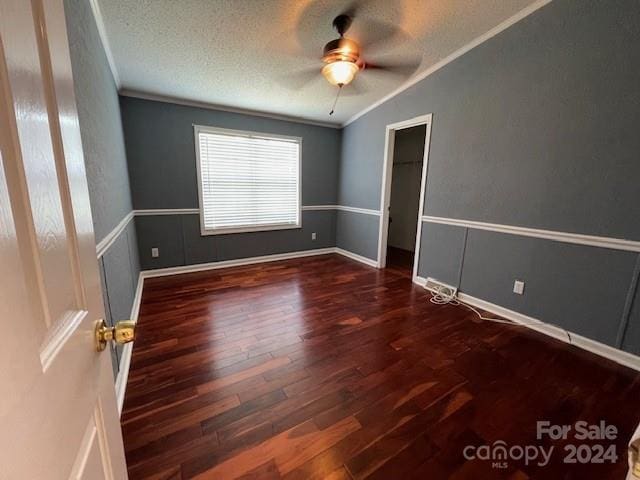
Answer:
[2,0,640,478]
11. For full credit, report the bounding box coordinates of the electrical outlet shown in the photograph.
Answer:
[311,232,317,240]
[151,247,159,258]
[513,280,525,295]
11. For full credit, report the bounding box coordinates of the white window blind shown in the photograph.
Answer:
[195,126,301,235]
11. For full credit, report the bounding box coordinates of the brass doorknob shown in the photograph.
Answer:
[95,319,135,352]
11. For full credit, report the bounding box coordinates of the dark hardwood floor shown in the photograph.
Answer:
[386,246,414,277]
[121,254,640,479]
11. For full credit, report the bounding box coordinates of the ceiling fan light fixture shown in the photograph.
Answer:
[322,60,359,86]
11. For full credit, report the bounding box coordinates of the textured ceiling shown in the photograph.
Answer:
[98,0,539,125]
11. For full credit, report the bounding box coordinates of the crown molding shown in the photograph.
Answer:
[342,0,553,127]
[119,90,342,129]
[88,0,121,88]
[88,0,553,130]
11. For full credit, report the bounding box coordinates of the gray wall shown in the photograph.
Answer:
[65,0,640,361]
[120,97,341,270]
[336,210,378,261]
[134,211,335,270]
[64,0,132,242]
[388,125,425,252]
[98,222,140,372]
[338,0,640,354]
[65,0,139,377]
[419,225,638,347]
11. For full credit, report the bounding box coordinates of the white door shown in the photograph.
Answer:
[629,422,640,479]
[0,0,128,478]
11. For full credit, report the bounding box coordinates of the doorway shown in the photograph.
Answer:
[386,124,427,276]
[377,114,433,282]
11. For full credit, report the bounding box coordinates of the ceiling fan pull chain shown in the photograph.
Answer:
[329,85,343,116]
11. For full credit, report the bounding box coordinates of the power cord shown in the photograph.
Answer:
[428,284,572,344]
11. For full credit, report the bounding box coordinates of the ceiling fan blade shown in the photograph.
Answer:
[340,0,369,19]
[362,55,422,78]
[350,18,406,52]
[277,67,321,90]
[266,29,320,60]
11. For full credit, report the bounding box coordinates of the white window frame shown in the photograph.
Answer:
[194,124,302,236]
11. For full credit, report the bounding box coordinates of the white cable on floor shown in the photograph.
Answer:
[428,284,573,343]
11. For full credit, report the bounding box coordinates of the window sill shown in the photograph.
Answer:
[200,223,302,236]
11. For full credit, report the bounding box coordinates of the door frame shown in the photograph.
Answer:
[0,0,127,476]
[377,113,433,283]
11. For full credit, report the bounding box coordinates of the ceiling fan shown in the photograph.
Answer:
[278,1,422,115]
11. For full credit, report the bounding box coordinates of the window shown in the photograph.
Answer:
[195,125,301,235]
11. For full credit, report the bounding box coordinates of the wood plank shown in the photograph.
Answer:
[121,254,640,479]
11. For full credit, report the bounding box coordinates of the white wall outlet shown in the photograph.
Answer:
[513,280,525,295]
[311,232,316,240]
[151,247,159,258]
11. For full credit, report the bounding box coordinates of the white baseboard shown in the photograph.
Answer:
[115,255,640,418]
[114,272,143,416]
[413,274,640,372]
[413,275,428,287]
[334,247,379,268]
[140,247,379,278]
[115,343,133,415]
[458,293,640,372]
[113,246,380,409]
[141,248,337,278]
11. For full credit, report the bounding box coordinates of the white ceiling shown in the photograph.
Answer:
[96,0,540,126]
